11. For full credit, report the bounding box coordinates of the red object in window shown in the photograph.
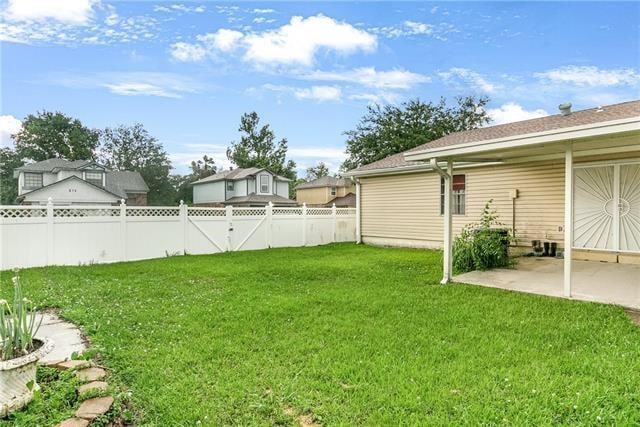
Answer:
[453,175,465,191]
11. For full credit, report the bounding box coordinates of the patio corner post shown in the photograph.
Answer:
[442,160,454,284]
[119,199,127,262]
[46,197,54,266]
[355,179,361,243]
[563,144,573,297]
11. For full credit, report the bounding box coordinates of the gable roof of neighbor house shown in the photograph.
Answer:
[15,159,149,197]
[191,167,292,185]
[222,193,297,206]
[18,175,125,200]
[348,100,640,174]
[324,192,356,207]
[295,176,351,190]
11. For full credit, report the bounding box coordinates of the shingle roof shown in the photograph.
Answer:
[221,193,297,206]
[350,100,640,173]
[295,176,351,189]
[16,158,96,173]
[325,192,356,207]
[192,168,292,185]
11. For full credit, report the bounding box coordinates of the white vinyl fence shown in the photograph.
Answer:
[0,200,356,270]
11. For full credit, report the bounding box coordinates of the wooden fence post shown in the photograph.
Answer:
[225,205,233,251]
[46,197,54,266]
[302,203,307,246]
[120,199,127,262]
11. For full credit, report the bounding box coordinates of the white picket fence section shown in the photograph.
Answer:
[0,200,357,269]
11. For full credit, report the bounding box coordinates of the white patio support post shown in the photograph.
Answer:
[355,179,361,244]
[563,144,573,297]
[266,202,273,248]
[46,197,54,266]
[302,203,307,246]
[225,205,233,252]
[179,200,187,255]
[442,160,454,284]
[119,199,127,262]
[332,203,337,243]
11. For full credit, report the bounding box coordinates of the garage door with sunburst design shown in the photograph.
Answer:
[573,162,640,252]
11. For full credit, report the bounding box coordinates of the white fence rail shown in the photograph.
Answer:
[0,200,356,270]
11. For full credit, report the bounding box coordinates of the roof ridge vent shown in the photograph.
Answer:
[558,102,572,116]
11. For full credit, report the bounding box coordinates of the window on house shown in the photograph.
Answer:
[227,181,234,191]
[260,175,269,193]
[85,171,103,186]
[440,175,466,215]
[24,173,43,189]
[330,187,337,196]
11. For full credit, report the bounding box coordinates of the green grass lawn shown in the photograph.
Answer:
[2,244,639,425]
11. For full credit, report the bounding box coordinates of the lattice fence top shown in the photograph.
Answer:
[127,208,180,217]
[0,207,47,218]
[233,208,266,217]
[188,208,226,217]
[307,208,333,216]
[54,208,120,217]
[336,208,356,216]
[273,208,303,216]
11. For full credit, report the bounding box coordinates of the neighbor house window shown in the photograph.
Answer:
[24,172,43,189]
[85,171,103,186]
[260,175,269,193]
[440,175,466,215]
[330,187,337,196]
[227,181,234,191]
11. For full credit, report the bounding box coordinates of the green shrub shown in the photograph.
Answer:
[453,200,512,273]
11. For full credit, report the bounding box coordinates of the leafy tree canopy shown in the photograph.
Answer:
[172,155,218,204]
[99,124,174,205]
[13,111,99,161]
[226,112,297,181]
[0,148,23,204]
[341,96,490,171]
[305,161,330,181]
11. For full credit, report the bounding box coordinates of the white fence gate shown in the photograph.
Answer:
[0,201,357,270]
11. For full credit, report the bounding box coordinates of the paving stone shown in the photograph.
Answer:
[78,381,108,395]
[52,359,92,370]
[35,312,87,364]
[75,396,114,420]
[75,367,106,382]
[55,418,89,427]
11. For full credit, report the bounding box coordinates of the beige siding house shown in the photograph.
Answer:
[346,100,640,296]
[295,176,355,207]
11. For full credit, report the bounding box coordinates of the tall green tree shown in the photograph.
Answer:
[13,111,99,161]
[342,96,490,170]
[172,155,218,204]
[0,148,23,204]
[305,161,330,181]
[226,112,297,180]
[99,124,174,205]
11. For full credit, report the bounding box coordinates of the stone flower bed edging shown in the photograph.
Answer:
[47,359,116,427]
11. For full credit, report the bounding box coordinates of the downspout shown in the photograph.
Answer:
[354,177,361,244]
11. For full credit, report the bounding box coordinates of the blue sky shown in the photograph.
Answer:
[1,1,639,174]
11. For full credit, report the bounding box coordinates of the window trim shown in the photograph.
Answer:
[24,172,43,189]
[330,186,337,196]
[440,174,466,215]
[260,175,269,193]
[226,180,234,191]
[84,171,103,186]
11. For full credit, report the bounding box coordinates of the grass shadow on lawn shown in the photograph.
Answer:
[1,243,639,425]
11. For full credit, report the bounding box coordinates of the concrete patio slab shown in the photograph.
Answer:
[454,257,640,309]
[35,312,87,363]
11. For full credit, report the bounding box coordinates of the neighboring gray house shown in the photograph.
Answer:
[191,167,296,206]
[14,159,149,205]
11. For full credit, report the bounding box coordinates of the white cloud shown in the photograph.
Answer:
[197,29,244,52]
[243,15,377,66]
[102,82,183,98]
[0,115,22,147]
[3,0,97,24]
[348,92,401,104]
[251,8,275,14]
[486,103,548,125]
[153,4,206,14]
[404,21,432,35]
[369,21,457,40]
[304,67,429,89]
[438,67,497,93]
[534,66,640,87]
[169,143,232,173]
[174,15,377,67]
[293,86,342,102]
[104,5,118,26]
[170,42,207,62]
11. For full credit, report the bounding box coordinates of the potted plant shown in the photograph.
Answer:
[1,270,53,417]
